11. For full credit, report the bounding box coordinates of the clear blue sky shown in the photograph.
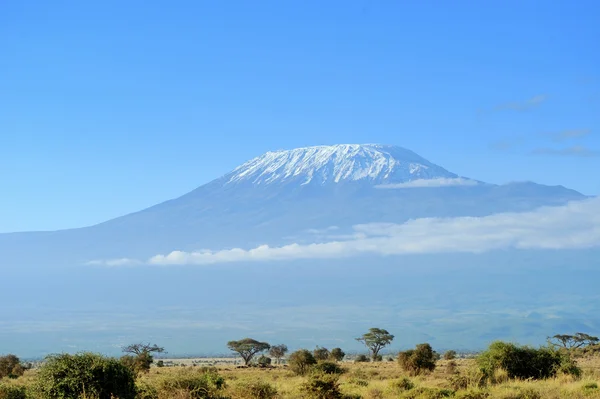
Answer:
[1,0,599,232]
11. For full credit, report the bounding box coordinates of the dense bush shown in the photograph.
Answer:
[476,341,580,381]
[0,384,27,399]
[0,356,25,379]
[313,361,345,375]
[444,350,457,361]
[288,349,317,376]
[314,347,331,361]
[35,352,137,399]
[301,373,342,399]
[231,380,277,399]
[329,348,345,362]
[256,355,272,367]
[400,387,454,399]
[154,368,226,399]
[354,354,369,363]
[389,377,414,392]
[398,343,437,375]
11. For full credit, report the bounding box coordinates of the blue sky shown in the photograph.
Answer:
[1,0,599,232]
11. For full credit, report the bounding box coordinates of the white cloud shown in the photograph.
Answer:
[89,197,600,266]
[375,177,479,189]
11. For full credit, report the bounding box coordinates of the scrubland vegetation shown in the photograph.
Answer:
[1,331,599,399]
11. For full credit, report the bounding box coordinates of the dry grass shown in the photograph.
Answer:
[3,357,600,398]
[132,357,600,398]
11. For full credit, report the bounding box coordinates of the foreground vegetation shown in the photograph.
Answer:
[1,331,599,398]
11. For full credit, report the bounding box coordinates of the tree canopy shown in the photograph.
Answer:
[548,333,599,349]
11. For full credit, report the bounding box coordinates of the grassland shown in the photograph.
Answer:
[136,356,600,398]
[2,356,600,398]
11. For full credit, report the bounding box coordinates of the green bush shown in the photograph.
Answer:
[232,380,277,399]
[0,384,27,399]
[583,382,599,390]
[444,351,457,361]
[35,353,136,399]
[389,377,414,392]
[314,347,331,362]
[329,348,345,362]
[313,361,345,375]
[155,368,226,399]
[288,350,317,376]
[354,355,369,363]
[301,373,342,399]
[401,387,454,399]
[256,355,272,367]
[476,341,580,381]
[398,343,437,375]
[0,356,25,379]
[498,387,541,399]
[455,389,490,399]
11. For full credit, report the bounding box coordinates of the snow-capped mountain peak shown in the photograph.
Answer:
[224,144,457,186]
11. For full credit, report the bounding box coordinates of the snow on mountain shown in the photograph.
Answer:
[224,144,458,186]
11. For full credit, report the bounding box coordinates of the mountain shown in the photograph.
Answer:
[0,144,596,357]
[0,144,584,264]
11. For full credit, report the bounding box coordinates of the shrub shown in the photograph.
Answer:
[231,381,277,399]
[0,384,27,399]
[476,341,580,381]
[498,387,541,399]
[448,375,469,390]
[584,382,599,390]
[156,360,165,368]
[329,348,345,362]
[389,377,414,392]
[301,373,342,399]
[398,343,437,375]
[155,368,226,399]
[455,389,490,399]
[288,349,317,376]
[444,351,457,361]
[401,387,454,399]
[446,361,458,375]
[256,355,272,367]
[313,361,345,375]
[35,352,137,399]
[354,355,369,363]
[314,347,331,361]
[0,356,25,379]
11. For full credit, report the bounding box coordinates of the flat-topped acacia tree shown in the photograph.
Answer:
[227,338,271,365]
[356,328,394,361]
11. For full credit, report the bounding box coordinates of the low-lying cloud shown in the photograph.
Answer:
[375,177,479,189]
[89,197,600,267]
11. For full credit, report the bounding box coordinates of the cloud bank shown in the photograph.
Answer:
[375,177,479,189]
[89,197,600,267]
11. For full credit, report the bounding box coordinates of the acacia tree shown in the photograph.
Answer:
[227,338,271,365]
[122,343,165,373]
[356,328,394,361]
[269,344,288,365]
[549,333,599,349]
